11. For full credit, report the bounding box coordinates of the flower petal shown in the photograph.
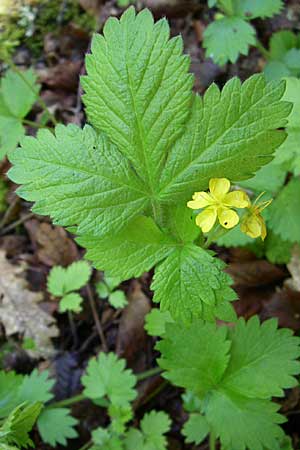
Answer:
[217,207,239,229]
[209,178,230,200]
[240,214,263,239]
[223,190,250,208]
[195,207,217,233]
[187,192,213,209]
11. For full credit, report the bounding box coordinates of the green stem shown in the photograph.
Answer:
[22,118,51,130]
[136,366,162,381]
[255,38,270,59]
[209,431,216,450]
[78,440,92,450]
[49,393,87,409]
[8,60,58,126]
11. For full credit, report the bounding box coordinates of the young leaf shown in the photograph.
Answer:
[82,7,193,186]
[221,316,300,398]
[77,216,174,280]
[158,76,290,202]
[92,427,123,450]
[151,244,236,322]
[1,402,42,448]
[265,232,293,265]
[140,411,171,450]
[203,17,256,65]
[59,293,83,313]
[82,352,137,406]
[37,408,78,446]
[17,369,55,404]
[268,177,300,243]
[233,0,283,19]
[8,125,149,237]
[144,309,174,337]
[0,372,23,419]
[108,291,128,309]
[157,321,231,396]
[264,31,300,81]
[182,413,209,445]
[48,261,91,299]
[0,69,40,158]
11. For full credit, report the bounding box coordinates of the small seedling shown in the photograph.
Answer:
[96,274,128,309]
[47,260,91,313]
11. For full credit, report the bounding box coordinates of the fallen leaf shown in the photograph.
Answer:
[227,259,286,287]
[262,288,300,331]
[25,219,78,267]
[0,250,59,357]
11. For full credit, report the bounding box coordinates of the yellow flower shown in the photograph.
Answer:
[240,193,272,241]
[187,178,250,233]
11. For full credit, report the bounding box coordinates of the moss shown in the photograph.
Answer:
[1,0,96,59]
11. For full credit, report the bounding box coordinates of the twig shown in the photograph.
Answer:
[0,196,19,229]
[78,440,92,450]
[86,284,108,352]
[68,311,78,348]
[0,211,35,235]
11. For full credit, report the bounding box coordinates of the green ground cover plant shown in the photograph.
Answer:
[1,6,300,450]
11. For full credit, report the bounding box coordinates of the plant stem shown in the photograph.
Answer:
[0,212,35,235]
[78,440,92,450]
[136,366,162,381]
[49,393,87,409]
[86,284,108,352]
[255,38,270,59]
[22,118,51,130]
[8,60,57,126]
[209,431,216,450]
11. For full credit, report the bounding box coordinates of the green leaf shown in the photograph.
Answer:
[206,390,285,450]
[59,293,84,313]
[158,316,300,450]
[17,369,55,404]
[151,244,236,322]
[109,291,128,309]
[109,404,133,434]
[182,413,209,445]
[124,429,144,450]
[82,352,137,406]
[92,427,124,450]
[1,69,39,118]
[217,225,254,248]
[158,76,290,202]
[157,321,231,396]
[0,69,40,158]
[221,316,300,398]
[265,232,293,264]
[48,261,91,297]
[203,17,256,65]
[8,124,149,237]
[0,372,23,419]
[1,402,43,448]
[82,7,193,186]
[77,216,174,280]
[238,159,286,195]
[37,408,78,446]
[264,32,300,81]
[140,411,171,450]
[96,281,110,299]
[269,31,299,60]
[268,177,300,243]
[144,309,174,337]
[232,0,283,19]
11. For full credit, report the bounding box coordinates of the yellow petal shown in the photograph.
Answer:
[223,190,250,208]
[195,207,217,233]
[209,178,230,200]
[217,207,239,229]
[240,214,262,239]
[187,192,213,210]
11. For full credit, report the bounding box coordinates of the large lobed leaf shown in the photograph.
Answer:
[8,8,291,322]
[158,316,300,450]
[82,7,193,187]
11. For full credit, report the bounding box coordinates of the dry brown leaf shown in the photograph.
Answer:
[25,219,78,267]
[0,250,59,357]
